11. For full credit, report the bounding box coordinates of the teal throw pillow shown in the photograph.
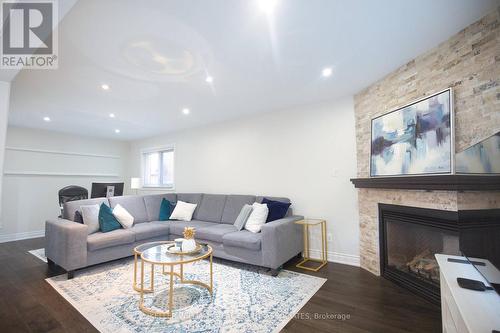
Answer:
[159,198,172,221]
[99,203,122,232]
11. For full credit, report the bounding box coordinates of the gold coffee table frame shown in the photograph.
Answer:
[133,241,172,293]
[138,242,213,318]
[295,219,327,272]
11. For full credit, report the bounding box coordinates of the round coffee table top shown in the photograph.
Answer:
[133,241,172,255]
[140,241,212,265]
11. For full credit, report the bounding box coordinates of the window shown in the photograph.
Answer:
[141,147,174,188]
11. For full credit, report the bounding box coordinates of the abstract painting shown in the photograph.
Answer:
[370,89,453,177]
[456,132,500,174]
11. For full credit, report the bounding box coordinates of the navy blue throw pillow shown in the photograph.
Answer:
[262,198,291,222]
[74,210,84,224]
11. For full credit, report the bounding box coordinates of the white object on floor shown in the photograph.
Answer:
[435,254,500,333]
[28,248,47,263]
[112,204,134,228]
[169,200,197,221]
[245,202,269,233]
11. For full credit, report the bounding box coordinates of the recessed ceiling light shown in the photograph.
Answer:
[258,0,278,14]
[182,108,190,115]
[115,129,120,133]
[322,67,333,77]
[101,84,110,90]
[43,116,51,122]
[109,113,115,118]
[205,76,214,83]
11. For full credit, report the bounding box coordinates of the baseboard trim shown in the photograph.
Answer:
[307,249,360,267]
[0,230,361,268]
[0,230,45,243]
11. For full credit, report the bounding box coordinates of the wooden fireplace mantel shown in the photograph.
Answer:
[350,175,500,191]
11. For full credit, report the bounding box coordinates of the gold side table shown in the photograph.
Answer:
[295,219,327,272]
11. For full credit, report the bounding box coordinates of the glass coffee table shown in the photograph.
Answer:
[136,241,213,318]
[133,241,172,293]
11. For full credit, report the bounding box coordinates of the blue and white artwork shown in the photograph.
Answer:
[370,90,452,176]
[456,132,500,174]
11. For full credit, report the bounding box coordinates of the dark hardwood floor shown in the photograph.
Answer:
[0,238,441,333]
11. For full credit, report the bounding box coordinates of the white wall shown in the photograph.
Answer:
[130,97,360,265]
[0,82,10,227]
[0,127,130,242]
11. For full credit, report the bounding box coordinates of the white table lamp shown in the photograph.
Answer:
[131,178,141,195]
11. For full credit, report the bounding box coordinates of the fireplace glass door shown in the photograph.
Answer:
[386,221,460,287]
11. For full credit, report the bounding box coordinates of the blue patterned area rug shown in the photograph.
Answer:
[46,257,326,333]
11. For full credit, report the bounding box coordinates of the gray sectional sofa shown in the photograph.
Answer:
[45,193,304,278]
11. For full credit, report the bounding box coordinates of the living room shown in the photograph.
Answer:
[0,0,499,332]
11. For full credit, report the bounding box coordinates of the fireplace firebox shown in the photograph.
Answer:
[379,204,460,304]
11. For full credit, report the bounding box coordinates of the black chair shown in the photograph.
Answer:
[58,186,88,217]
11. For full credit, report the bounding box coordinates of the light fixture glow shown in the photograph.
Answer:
[109,113,115,118]
[101,84,110,90]
[43,116,51,122]
[205,76,214,83]
[258,0,278,14]
[182,108,190,115]
[115,129,120,133]
[322,67,333,77]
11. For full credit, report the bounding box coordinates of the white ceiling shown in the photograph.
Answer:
[6,0,499,140]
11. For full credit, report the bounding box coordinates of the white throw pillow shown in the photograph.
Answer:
[80,204,100,234]
[113,204,134,229]
[245,202,269,233]
[170,200,197,221]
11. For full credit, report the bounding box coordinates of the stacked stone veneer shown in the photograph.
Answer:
[354,8,500,275]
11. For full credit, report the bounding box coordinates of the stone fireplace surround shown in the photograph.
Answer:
[353,7,500,276]
[356,189,500,275]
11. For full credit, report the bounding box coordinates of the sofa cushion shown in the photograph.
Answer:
[98,203,122,233]
[221,195,256,224]
[244,202,269,233]
[81,204,101,234]
[159,199,172,221]
[195,194,227,222]
[130,221,170,241]
[63,198,109,221]
[113,204,134,228]
[74,210,84,223]
[234,204,253,231]
[87,229,135,251]
[176,193,203,205]
[170,201,197,221]
[196,224,238,243]
[169,220,218,236]
[108,196,149,223]
[256,196,292,216]
[262,198,291,222]
[222,230,262,251]
[143,193,177,221]
[256,196,290,204]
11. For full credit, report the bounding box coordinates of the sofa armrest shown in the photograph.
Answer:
[261,215,304,269]
[45,219,88,271]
